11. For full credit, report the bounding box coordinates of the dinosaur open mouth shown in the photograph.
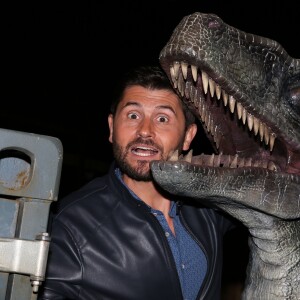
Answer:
[170,61,276,150]
[162,61,288,172]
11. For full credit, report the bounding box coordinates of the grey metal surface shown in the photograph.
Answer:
[0,128,63,299]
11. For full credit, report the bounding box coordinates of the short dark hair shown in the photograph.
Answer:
[110,65,195,128]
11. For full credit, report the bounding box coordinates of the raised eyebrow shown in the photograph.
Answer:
[121,102,176,115]
[155,105,176,115]
[122,101,141,109]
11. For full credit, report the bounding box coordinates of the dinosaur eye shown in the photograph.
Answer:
[289,86,300,115]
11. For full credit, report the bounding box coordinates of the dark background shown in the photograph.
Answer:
[3,1,298,297]
[4,0,299,197]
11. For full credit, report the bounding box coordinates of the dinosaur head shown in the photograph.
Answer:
[150,12,300,220]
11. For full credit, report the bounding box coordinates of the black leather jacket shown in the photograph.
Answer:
[39,162,235,300]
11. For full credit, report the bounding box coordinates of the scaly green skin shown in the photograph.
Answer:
[151,12,300,299]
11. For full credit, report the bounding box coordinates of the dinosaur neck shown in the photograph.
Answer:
[242,215,300,300]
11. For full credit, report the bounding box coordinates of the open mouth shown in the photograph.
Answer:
[131,146,159,157]
[156,11,300,177]
[161,60,290,174]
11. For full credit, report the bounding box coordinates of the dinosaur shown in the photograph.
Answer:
[150,12,300,300]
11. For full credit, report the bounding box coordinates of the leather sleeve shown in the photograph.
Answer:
[38,219,82,299]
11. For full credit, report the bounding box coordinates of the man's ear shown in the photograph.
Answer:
[183,123,197,151]
[108,114,114,143]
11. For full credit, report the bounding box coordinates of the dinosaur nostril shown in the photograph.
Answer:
[208,20,220,29]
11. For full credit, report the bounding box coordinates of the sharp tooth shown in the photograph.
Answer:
[216,85,222,99]
[178,72,185,96]
[237,102,243,119]
[177,77,182,95]
[193,89,199,107]
[213,123,218,137]
[209,78,215,97]
[253,160,259,167]
[170,66,175,78]
[238,157,245,167]
[183,149,193,162]
[242,108,247,125]
[191,65,198,82]
[184,81,192,99]
[253,116,259,135]
[201,71,209,94]
[259,122,265,142]
[190,86,195,104]
[222,90,228,106]
[229,96,236,113]
[223,155,231,167]
[267,161,277,171]
[230,154,238,168]
[245,157,252,167]
[214,154,221,167]
[210,118,215,136]
[199,103,205,121]
[168,150,179,161]
[181,62,188,80]
[170,66,177,87]
[201,103,206,121]
[173,62,180,79]
[205,112,209,130]
[207,114,212,132]
[208,154,214,167]
[198,94,203,110]
[269,133,276,151]
[198,103,203,120]
[215,133,220,149]
[264,126,270,145]
[247,114,254,131]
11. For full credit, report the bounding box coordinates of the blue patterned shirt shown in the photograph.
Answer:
[115,168,207,300]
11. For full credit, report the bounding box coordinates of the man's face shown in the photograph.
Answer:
[108,85,196,181]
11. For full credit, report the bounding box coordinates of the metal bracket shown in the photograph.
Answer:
[0,232,50,293]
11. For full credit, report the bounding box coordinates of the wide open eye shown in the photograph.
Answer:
[157,115,169,123]
[128,112,139,120]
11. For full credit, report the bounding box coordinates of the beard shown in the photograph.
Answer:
[112,137,184,182]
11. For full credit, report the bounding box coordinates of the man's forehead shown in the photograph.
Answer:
[121,100,177,115]
[120,86,181,108]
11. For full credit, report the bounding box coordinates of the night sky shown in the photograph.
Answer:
[4,0,299,196]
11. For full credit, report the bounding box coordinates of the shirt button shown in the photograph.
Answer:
[165,232,170,237]
[181,264,185,269]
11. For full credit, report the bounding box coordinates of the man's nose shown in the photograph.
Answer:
[137,119,154,138]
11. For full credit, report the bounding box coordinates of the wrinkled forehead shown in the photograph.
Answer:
[117,85,183,113]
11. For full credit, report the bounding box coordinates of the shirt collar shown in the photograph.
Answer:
[114,167,175,215]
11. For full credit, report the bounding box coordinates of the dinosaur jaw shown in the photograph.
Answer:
[166,61,277,152]
[150,156,300,220]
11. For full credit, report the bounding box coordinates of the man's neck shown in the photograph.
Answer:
[122,174,172,214]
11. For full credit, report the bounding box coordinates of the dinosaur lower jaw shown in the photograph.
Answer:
[168,150,279,171]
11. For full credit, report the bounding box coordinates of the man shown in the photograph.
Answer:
[38,65,235,300]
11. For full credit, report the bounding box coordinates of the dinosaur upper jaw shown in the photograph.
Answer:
[160,59,298,174]
[158,12,300,177]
